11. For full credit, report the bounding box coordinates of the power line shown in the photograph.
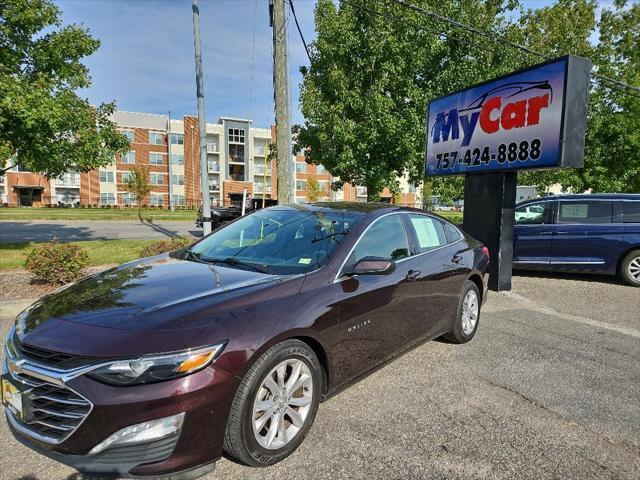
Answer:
[289,0,312,63]
[340,0,508,57]
[384,0,640,97]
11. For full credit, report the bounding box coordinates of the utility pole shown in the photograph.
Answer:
[270,0,293,204]
[167,111,174,212]
[192,0,211,234]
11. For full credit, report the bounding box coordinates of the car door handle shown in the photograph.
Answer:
[451,254,463,264]
[555,231,569,235]
[406,269,421,281]
[538,231,554,235]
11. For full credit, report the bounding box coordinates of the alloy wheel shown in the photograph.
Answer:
[461,289,479,335]
[628,256,640,282]
[252,359,314,450]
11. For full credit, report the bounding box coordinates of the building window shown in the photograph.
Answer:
[408,184,417,193]
[100,193,116,205]
[170,133,184,145]
[296,162,306,173]
[228,128,245,143]
[121,193,136,205]
[228,143,244,163]
[174,195,185,206]
[228,164,244,181]
[99,171,114,183]
[149,152,164,165]
[121,151,135,164]
[120,171,133,183]
[150,173,164,185]
[150,193,164,206]
[170,153,184,165]
[121,130,135,142]
[149,131,164,145]
[296,180,307,191]
[316,164,326,174]
[172,174,185,185]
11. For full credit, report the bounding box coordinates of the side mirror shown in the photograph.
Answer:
[351,257,396,276]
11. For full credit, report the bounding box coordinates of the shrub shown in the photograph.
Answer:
[139,237,194,258]
[24,241,90,284]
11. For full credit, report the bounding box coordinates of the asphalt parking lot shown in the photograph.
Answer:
[1,272,639,480]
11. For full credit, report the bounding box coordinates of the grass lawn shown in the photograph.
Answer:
[0,207,196,222]
[0,239,157,271]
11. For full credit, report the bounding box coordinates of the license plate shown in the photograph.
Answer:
[1,377,24,420]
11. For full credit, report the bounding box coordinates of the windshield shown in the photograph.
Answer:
[186,208,363,274]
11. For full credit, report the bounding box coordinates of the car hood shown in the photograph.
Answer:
[14,254,291,356]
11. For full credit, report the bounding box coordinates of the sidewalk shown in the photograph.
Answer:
[0,299,37,321]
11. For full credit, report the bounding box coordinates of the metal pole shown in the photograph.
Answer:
[271,0,293,205]
[167,111,174,212]
[192,0,211,234]
[241,188,247,216]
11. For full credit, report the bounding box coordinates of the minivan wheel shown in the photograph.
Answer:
[223,340,322,467]
[620,249,640,287]
[442,280,481,344]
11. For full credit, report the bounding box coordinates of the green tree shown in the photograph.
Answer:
[305,175,327,202]
[297,0,523,201]
[0,0,129,176]
[124,166,151,219]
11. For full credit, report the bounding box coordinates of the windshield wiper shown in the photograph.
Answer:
[206,257,273,274]
[182,248,206,263]
[311,232,346,243]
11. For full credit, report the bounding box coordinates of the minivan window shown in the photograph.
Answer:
[408,214,447,252]
[622,201,640,223]
[558,201,612,224]
[347,214,410,266]
[515,202,554,225]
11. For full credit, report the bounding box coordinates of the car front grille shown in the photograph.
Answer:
[8,370,92,443]
[14,337,96,370]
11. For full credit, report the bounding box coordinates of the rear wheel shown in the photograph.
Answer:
[443,280,480,344]
[619,250,640,287]
[223,340,322,467]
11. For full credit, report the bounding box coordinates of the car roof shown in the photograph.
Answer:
[518,193,640,206]
[264,201,437,218]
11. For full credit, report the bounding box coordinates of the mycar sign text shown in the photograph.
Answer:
[424,55,591,176]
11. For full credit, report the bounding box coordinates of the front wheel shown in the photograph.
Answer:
[223,340,322,467]
[619,250,640,287]
[442,280,481,344]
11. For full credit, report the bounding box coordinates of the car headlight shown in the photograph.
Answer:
[87,342,226,386]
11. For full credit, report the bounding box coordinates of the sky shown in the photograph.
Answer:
[57,0,566,130]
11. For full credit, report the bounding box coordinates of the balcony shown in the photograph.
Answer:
[254,146,266,156]
[209,183,220,192]
[55,174,81,187]
[254,166,272,176]
[254,185,272,194]
[207,162,220,172]
[206,143,219,153]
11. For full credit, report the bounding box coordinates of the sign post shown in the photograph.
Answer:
[424,55,591,291]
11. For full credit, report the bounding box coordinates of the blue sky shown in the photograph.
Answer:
[58,0,565,129]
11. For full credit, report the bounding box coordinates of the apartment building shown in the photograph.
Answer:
[0,109,421,208]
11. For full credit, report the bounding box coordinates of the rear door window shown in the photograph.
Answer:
[407,214,447,253]
[515,202,554,225]
[558,201,612,224]
[622,201,640,223]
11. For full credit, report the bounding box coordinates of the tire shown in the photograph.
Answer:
[442,280,481,344]
[223,340,322,467]
[619,249,640,287]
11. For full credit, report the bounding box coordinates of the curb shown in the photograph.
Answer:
[0,299,37,320]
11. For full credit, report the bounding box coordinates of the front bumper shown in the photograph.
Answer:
[3,357,237,478]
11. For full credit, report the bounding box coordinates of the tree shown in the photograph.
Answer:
[297,0,524,201]
[0,0,130,176]
[124,167,151,219]
[305,175,327,202]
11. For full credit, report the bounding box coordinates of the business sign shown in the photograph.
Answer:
[424,55,591,176]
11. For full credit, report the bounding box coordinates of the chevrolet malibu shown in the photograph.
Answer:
[2,203,489,479]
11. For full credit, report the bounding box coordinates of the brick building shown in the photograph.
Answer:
[0,110,421,208]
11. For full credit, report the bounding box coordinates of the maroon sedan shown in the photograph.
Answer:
[2,202,489,479]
